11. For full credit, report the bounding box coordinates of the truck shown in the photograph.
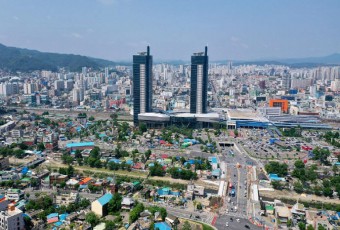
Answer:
[230,189,236,197]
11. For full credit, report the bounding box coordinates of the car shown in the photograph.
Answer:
[230,217,233,221]
[245,224,250,229]
[236,218,240,222]
[226,222,229,227]
[195,215,200,219]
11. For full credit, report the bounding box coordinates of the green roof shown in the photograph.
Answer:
[266,205,274,211]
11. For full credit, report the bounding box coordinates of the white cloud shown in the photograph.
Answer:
[71,33,83,39]
[13,16,19,20]
[230,36,248,49]
[230,36,239,42]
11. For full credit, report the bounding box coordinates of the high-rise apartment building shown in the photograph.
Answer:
[282,71,291,90]
[190,46,208,114]
[133,46,153,125]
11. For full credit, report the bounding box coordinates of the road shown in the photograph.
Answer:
[214,142,262,230]
[10,106,133,121]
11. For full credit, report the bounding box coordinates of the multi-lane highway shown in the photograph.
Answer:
[214,143,262,230]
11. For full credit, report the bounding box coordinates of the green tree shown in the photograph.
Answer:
[108,193,123,214]
[307,224,314,230]
[139,123,147,133]
[19,143,29,150]
[37,143,45,151]
[265,161,288,177]
[318,225,326,230]
[182,221,192,230]
[149,162,165,177]
[287,219,293,228]
[105,221,115,230]
[323,187,333,197]
[129,203,144,223]
[313,147,330,165]
[89,116,95,121]
[271,181,284,190]
[66,165,74,177]
[85,212,99,227]
[298,222,306,230]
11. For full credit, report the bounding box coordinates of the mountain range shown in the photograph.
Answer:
[230,53,340,67]
[0,43,115,72]
[0,43,339,72]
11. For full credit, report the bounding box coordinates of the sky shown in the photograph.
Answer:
[0,0,339,61]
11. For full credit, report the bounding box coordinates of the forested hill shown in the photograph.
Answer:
[0,43,115,72]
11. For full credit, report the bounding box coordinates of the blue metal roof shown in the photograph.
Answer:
[66,142,94,148]
[97,193,113,206]
[47,213,59,219]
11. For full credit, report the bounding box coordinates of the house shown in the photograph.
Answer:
[291,202,306,220]
[187,182,205,199]
[91,193,113,217]
[0,157,9,170]
[119,182,133,195]
[136,218,152,230]
[275,206,292,224]
[49,173,68,185]
[121,197,135,210]
[314,214,332,230]
[5,189,24,202]
[165,214,179,228]
[56,192,79,206]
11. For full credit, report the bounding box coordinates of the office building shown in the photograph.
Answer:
[190,46,208,114]
[269,99,289,113]
[133,46,153,125]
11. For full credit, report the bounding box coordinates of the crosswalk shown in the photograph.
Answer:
[205,212,216,224]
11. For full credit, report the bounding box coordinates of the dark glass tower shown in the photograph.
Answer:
[133,46,153,125]
[190,46,208,114]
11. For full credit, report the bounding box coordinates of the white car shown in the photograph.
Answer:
[236,218,240,222]
[226,222,229,227]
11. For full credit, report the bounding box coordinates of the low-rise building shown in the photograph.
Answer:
[0,157,9,170]
[187,182,205,199]
[121,197,135,210]
[56,192,79,206]
[5,189,24,202]
[91,193,113,217]
[275,206,292,225]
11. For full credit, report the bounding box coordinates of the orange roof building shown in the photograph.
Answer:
[269,99,289,113]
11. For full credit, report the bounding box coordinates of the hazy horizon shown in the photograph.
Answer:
[1,0,339,61]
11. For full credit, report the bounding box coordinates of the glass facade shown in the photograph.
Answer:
[190,46,208,114]
[133,46,153,125]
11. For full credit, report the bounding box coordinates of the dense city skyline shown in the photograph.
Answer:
[0,0,340,61]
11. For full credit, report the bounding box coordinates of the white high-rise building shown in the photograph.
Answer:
[331,79,340,92]
[0,83,14,96]
[54,80,65,91]
[105,67,109,78]
[23,83,36,95]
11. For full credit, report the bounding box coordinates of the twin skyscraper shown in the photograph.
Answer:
[133,46,209,125]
